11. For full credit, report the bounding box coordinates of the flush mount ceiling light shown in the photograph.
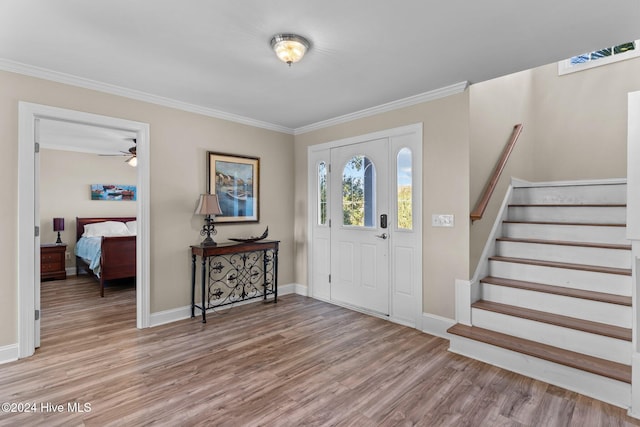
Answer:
[270,33,311,66]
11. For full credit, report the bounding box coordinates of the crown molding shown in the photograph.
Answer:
[0,59,295,135]
[294,81,469,135]
[1,59,468,137]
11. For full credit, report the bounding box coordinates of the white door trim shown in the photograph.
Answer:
[307,123,423,328]
[18,102,151,358]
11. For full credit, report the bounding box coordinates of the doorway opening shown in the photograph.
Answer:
[18,102,150,358]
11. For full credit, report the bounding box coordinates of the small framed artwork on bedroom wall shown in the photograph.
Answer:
[207,152,259,223]
[90,184,137,201]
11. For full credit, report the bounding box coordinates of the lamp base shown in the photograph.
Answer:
[200,217,218,246]
[200,236,218,247]
[56,232,63,244]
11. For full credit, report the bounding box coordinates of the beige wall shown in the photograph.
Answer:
[531,59,640,181]
[294,92,470,319]
[40,149,137,268]
[468,69,537,273]
[0,70,294,347]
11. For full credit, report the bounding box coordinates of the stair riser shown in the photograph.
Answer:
[495,241,631,269]
[448,336,630,409]
[503,223,628,245]
[489,260,631,296]
[480,283,632,328]
[508,206,626,224]
[471,309,631,365]
[512,184,627,205]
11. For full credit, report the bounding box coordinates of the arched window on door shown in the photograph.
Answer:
[342,155,376,227]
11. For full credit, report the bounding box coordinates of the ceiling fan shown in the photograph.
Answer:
[100,138,137,167]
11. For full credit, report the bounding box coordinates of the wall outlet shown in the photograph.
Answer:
[65,251,71,260]
[432,214,454,227]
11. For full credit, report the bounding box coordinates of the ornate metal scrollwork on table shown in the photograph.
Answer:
[206,248,276,308]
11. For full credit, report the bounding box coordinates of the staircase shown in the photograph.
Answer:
[448,180,633,408]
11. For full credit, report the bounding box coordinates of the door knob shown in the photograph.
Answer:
[375,233,388,239]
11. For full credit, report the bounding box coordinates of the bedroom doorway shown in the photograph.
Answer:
[18,102,150,358]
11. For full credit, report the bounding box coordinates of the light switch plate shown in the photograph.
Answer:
[432,214,454,227]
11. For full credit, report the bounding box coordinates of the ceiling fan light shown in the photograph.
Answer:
[270,34,310,66]
[126,156,138,167]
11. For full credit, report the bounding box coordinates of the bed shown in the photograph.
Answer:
[75,217,137,297]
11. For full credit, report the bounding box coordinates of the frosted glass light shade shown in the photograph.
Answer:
[270,34,310,65]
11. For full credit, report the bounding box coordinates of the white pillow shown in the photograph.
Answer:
[83,221,131,237]
[125,220,137,235]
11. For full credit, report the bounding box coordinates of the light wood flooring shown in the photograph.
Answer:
[1,275,639,426]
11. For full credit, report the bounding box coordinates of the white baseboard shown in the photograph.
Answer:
[149,282,305,327]
[0,343,19,365]
[149,305,192,327]
[422,313,456,339]
[283,283,307,296]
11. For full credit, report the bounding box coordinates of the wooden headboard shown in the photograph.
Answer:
[76,217,136,241]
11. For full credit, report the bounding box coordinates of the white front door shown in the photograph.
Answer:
[330,139,390,315]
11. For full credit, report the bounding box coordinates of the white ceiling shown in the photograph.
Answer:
[37,119,136,155]
[2,0,640,135]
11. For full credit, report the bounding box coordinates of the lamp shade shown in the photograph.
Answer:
[195,194,222,216]
[53,217,65,232]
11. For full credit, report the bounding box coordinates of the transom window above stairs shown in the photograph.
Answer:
[559,40,640,75]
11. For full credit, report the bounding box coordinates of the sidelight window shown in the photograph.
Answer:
[397,148,412,230]
[318,161,328,225]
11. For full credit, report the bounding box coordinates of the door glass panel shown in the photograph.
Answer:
[318,161,327,225]
[397,148,412,230]
[342,155,375,227]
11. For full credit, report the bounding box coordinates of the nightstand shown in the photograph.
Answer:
[41,243,67,281]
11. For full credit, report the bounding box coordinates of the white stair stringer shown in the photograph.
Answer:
[480,283,632,328]
[448,333,631,409]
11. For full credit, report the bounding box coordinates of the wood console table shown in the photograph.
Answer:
[191,240,279,323]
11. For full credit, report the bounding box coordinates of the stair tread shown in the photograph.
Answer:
[447,324,631,383]
[481,276,631,306]
[489,255,632,276]
[471,300,631,341]
[496,237,631,250]
[503,220,626,227]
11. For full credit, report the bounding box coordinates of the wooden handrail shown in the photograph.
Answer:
[470,124,523,222]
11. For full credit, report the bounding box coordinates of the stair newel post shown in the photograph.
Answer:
[455,279,473,326]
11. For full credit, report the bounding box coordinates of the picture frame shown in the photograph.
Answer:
[207,151,259,223]
[90,184,137,201]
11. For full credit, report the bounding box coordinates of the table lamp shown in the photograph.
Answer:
[195,194,222,246]
[53,217,64,244]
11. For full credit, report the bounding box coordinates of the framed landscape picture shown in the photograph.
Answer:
[207,152,259,223]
